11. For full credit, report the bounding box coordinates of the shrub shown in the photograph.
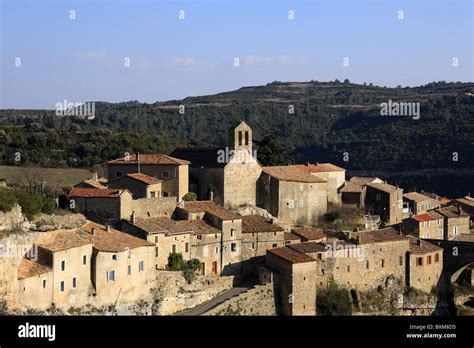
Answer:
[317,280,352,316]
[182,192,197,201]
[167,252,185,271]
[0,188,56,219]
[323,211,340,223]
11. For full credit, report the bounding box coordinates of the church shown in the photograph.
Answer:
[172,122,262,208]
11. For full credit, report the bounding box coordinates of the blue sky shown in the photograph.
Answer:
[0,0,472,108]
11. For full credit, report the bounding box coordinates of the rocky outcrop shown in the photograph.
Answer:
[0,205,25,232]
[232,205,274,219]
[30,213,86,232]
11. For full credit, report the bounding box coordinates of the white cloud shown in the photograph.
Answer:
[244,54,309,66]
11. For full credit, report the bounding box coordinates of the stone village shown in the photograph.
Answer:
[1,121,473,315]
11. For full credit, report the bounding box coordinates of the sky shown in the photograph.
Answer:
[0,0,472,109]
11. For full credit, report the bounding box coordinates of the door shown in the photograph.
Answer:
[211,261,217,275]
[200,262,205,275]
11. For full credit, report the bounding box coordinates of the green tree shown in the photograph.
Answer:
[182,192,197,201]
[254,135,287,166]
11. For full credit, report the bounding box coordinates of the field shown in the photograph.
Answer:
[0,165,91,189]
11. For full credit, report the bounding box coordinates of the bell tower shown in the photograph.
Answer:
[230,121,252,152]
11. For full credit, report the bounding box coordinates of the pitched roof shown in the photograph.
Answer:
[74,179,108,189]
[262,166,327,183]
[288,163,345,173]
[403,192,433,203]
[366,182,400,194]
[125,173,162,185]
[36,230,93,252]
[435,205,469,218]
[412,213,436,222]
[268,247,315,264]
[284,232,300,241]
[352,227,407,245]
[456,196,474,207]
[241,215,284,233]
[179,201,242,220]
[130,217,220,235]
[287,242,327,254]
[408,236,443,254]
[108,154,190,165]
[69,187,128,198]
[291,227,326,241]
[17,259,52,280]
[78,222,155,252]
[341,176,382,193]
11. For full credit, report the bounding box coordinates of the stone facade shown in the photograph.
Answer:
[365,183,403,225]
[407,237,443,293]
[108,174,162,199]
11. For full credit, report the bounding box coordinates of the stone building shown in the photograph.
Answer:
[240,215,285,276]
[407,236,443,293]
[285,163,346,204]
[14,223,155,310]
[258,166,328,229]
[365,182,403,226]
[107,153,190,200]
[402,211,445,239]
[266,247,317,316]
[435,205,471,240]
[171,121,262,208]
[403,192,441,218]
[340,176,383,208]
[108,173,162,199]
[453,196,474,228]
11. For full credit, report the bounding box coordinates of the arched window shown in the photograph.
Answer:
[245,131,249,145]
[238,131,243,145]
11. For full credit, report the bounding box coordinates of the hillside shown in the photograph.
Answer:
[0,80,473,176]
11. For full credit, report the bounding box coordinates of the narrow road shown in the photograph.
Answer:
[178,284,253,316]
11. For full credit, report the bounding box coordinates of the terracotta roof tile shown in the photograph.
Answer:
[352,227,407,244]
[412,213,436,222]
[17,259,52,280]
[108,154,190,165]
[408,236,443,254]
[284,232,301,241]
[125,173,162,185]
[436,205,469,218]
[131,217,220,235]
[287,242,327,254]
[456,196,474,208]
[291,227,326,241]
[36,230,93,252]
[262,166,327,183]
[268,246,315,264]
[69,187,128,198]
[289,163,345,173]
[242,215,284,233]
[403,192,434,203]
[366,182,401,194]
[179,201,242,220]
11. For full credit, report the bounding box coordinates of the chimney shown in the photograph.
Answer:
[91,227,96,235]
[136,152,141,173]
[416,239,421,246]
[458,205,463,215]
[92,172,98,181]
[136,152,140,161]
[305,162,310,166]
[106,224,111,232]
[131,211,136,224]
[270,218,274,224]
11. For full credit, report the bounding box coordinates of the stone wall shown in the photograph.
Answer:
[204,283,276,316]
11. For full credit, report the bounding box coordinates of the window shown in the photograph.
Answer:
[155,247,159,257]
[72,277,77,288]
[42,279,47,288]
[138,260,144,272]
[107,270,116,282]
[320,269,325,276]
[381,259,385,268]
[197,235,202,240]
[376,193,381,201]
[399,256,403,266]
[163,192,169,197]
[251,243,255,249]
[244,131,249,145]
[61,260,66,272]
[439,229,443,237]
[185,243,189,253]
[299,184,304,192]
[230,229,234,237]
[347,266,350,272]
[128,265,132,275]
[215,247,219,254]
[60,281,65,292]
[112,254,117,261]
[162,171,170,179]
[231,243,237,252]
[116,171,122,178]
[299,198,304,208]
[151,191,156,198]
[172,244,176,253]
[317,253,322,260]
[435,253,440,263]
[366,260,369,269]
[272,243,277,248]
[453,226,459,235]
[82,255,87,266]
[287,200,294,209]
[427,255,432,265]
[155,236,158,243]
[416,257,423,266]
